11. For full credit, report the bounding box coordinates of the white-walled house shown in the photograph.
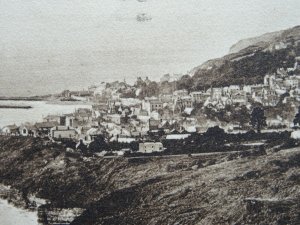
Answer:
[139,142,164,153]
[107,114,121,125]
[165,134,191,140]
[60,114,75,127]
[19,124,36,136]
[283,76,299,89]
[173,89,188,98]
[1,125,19,135]
[190,91,210,103]
[84,127,104,142]
[118,137,136,143]
[43,115,61,123]
[50,126,77,140]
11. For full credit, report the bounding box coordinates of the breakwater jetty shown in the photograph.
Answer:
[0,105,32,109]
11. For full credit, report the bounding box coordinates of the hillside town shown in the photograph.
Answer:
[2,58,300,155]
[2,0,300,223]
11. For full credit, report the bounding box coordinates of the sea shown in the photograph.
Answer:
[1,1,300,97]
[0,100,92,128]
[0,199,38,225]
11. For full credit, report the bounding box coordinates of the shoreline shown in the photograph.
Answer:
[0,184,50,225]
[0,99,92,106]
[46,100,93,106]
[0,183,82,225]
[0,198,39,225]
[0,184,38,212]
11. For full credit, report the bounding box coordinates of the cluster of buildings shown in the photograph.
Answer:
[2,69,300,154]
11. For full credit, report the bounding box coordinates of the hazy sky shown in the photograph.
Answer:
[1,0,300,96]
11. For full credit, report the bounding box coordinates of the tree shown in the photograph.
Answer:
[135,77,144,88]
[76,139,88,154]
[146,81,159,97]
[236,105,250,128]
[177,75,194,91]
[250,107,267,133]
[205,126,225,137]
[204,126,226,146]
[138,81,159,98]
[88,135,109,153]
[293,106,300,127]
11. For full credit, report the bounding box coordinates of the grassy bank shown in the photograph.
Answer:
[0,136,300,224]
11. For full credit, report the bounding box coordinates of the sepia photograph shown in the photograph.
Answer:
[1,0,300,224]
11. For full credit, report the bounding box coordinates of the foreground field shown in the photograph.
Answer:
[0,136,299,224]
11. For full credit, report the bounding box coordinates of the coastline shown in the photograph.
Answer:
[0,100,92,127]
[0,183,82,225]
[0,199,39,225]
[0,184,39,225]
[46,100,93,106]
